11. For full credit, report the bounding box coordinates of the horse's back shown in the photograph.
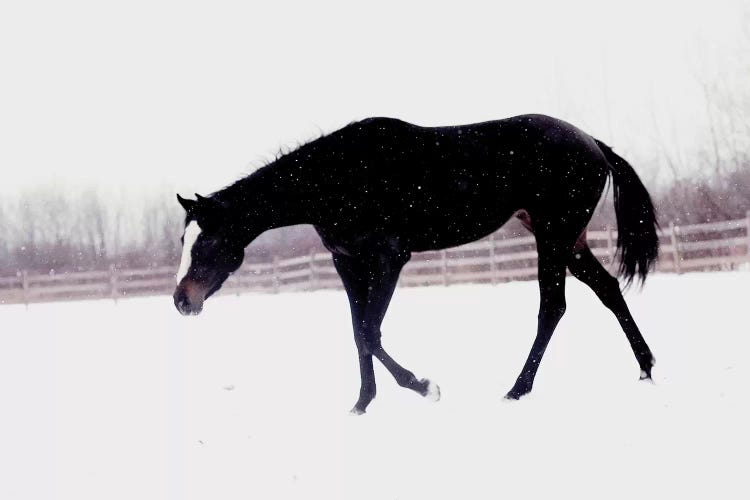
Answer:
[342,114,607,185]
[318,115,610,251]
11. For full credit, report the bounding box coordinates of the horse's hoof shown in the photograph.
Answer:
[639,370,656,384]
[639,362,654,381]
[422,379,441,402]
[639,355,656,380]
[349,407,366,416]
[504,386,529,401]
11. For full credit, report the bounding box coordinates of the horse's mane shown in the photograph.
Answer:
[210,126,335,199]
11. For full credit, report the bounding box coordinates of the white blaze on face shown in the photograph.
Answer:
[176,220,202,284]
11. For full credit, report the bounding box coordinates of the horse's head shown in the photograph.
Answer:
[173,193,245,315]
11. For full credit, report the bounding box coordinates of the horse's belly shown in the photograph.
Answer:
[405,206,516,252]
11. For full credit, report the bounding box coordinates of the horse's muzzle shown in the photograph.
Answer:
[173,284,204,316]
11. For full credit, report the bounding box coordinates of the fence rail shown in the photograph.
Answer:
[2,213,749,305]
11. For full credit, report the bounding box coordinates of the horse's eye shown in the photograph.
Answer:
[199,236,221,250]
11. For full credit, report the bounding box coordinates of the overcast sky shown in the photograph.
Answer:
[1,0,747,197]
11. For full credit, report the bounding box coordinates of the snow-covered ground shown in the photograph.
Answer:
[1,272,748,500]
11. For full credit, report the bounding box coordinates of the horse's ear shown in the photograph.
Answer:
[194,193,226,212]
[176,194,196,213]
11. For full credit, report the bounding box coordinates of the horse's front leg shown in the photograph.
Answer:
[333,251,439,414]
[333,255,377,414]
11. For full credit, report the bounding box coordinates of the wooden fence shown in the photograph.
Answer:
[1,214,749,305]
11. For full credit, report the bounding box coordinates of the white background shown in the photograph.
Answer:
[1,0,747,195]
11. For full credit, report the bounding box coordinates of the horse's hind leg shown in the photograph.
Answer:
[333,252,439,414]
[567,244,655,380]
[506,232,573,399]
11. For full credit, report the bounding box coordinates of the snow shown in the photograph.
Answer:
[1,272,748,499]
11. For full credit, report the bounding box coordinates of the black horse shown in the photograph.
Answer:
[173,114,658,414]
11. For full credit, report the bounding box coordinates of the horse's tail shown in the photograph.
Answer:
[594,139,659,286]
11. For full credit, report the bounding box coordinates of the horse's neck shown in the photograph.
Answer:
[216,158,314,241]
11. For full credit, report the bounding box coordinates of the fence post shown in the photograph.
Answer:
[272,256,280,293]
[109,265,119,302]
[488,233,496,285]
[20,270,29,306]
[606,226,615,267]
[309,249,317,291]
[441,250,449,286]
[670,222,682,274]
